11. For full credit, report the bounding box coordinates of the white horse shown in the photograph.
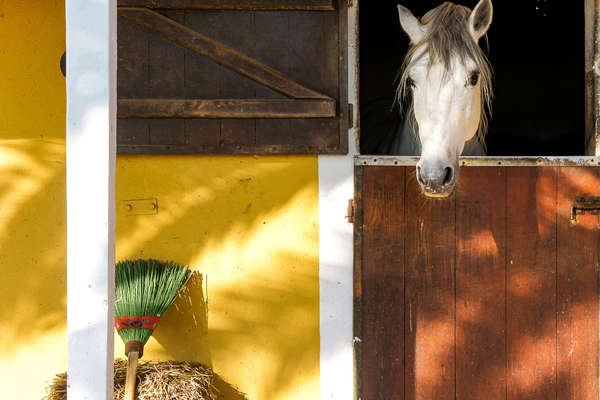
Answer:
[393,0,494,198]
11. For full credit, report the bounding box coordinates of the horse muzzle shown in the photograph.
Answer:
[416,161,458,198]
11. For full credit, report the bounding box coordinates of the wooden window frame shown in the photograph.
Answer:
[355,0,600,167]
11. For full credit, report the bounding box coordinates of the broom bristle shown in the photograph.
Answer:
[115,259,192,346]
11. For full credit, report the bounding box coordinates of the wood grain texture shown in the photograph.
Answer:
[506,167,557,400]
[335,0,349,153]
[357,166,600,399]
[117,4,347,154]
[145,10,185,145]
[184,119,219,147]
[353,166,365,400]
[287,9,342,151]
[124,351,139,400]
[556,167,600,399]
[584,0,600,155]
[404,166,456,400]
[360,167,406,400]
[116,0,336,10]
[117,119,149,145]
[213,10,257,148]
[149,119,185,145]
[253,11,292,147]
[118,99,336,119]
[118,15,149,98]
[118,8,331,100]
[455,167,507,400]
[181,10,221,146]
[146,9,185,98]
[118,16,150,142]
[117,142,336,154]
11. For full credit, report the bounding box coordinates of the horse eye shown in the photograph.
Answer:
[407,77,416,89]
[469,71,480,86]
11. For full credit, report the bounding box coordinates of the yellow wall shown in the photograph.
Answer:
[115,156,320,400]
[0,2,321,399]
[0,0,67,398]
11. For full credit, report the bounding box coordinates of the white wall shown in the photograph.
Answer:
[66,0,117,398]
[319,3,358,399]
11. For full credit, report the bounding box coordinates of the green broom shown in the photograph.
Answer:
[115,259,192,400]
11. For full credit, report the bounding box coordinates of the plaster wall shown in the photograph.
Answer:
[0,2,321,399]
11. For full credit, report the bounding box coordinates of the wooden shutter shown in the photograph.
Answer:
[116,0,348,154]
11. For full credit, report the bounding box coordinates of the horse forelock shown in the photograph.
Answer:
[396,2,493,146]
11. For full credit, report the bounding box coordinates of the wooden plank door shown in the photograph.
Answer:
[356,166,600,400]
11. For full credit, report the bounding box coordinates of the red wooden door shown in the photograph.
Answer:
[356,166,600,400]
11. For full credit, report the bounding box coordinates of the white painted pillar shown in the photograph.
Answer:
[66,0,117,399]
[318,3,358,399]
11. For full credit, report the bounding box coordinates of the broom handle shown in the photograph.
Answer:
[124,350,139,400]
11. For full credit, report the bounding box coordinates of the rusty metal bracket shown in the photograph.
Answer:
[346,199,356,224]
[571,196,600,224]
[121,198,159,216]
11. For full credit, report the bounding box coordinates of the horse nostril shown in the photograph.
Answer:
[443,167,454,186]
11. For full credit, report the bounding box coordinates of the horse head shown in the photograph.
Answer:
[397,0,493,198]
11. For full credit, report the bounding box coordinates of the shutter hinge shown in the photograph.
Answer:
[348,103,354,128]
[571,196,600,224]
[346,199,356,224]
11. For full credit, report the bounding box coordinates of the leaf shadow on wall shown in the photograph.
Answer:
[0,141,66,356]
[116,157,320,400]
[155,272,249,399]
[204,265,320,400]
[153,272,212,366]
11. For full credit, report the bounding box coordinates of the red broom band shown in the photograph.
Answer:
[115,316,161,331]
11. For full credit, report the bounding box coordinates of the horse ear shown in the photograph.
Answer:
[397,4,425,44]
[469,0,493,42]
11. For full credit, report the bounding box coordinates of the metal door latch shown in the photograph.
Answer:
[346,199,356,224]
[571,196,600,223]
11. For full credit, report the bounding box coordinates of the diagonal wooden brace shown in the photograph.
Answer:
[118,8,334,100]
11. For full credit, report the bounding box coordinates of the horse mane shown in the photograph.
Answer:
[396,2,493,146]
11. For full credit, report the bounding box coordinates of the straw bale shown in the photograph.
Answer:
[44,359,222,400]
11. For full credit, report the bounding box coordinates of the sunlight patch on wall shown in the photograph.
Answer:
[0,140,66,396]
[115,155,320,400]
[0,140,62,232]
[0,326,67,395]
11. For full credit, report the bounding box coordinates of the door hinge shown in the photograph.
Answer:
[346,199,356,224]
[571,196,600,224]
[348,103,354,128]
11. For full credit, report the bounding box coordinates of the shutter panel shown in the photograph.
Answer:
[117,0,348,154]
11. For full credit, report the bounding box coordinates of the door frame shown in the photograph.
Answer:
[349,1,600,399]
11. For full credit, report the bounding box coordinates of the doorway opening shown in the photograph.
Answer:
[359,0,586,157]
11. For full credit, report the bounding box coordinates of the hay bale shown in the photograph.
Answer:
[44,359,219,400]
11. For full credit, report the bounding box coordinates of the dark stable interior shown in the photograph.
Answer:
[360,0,585,156]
